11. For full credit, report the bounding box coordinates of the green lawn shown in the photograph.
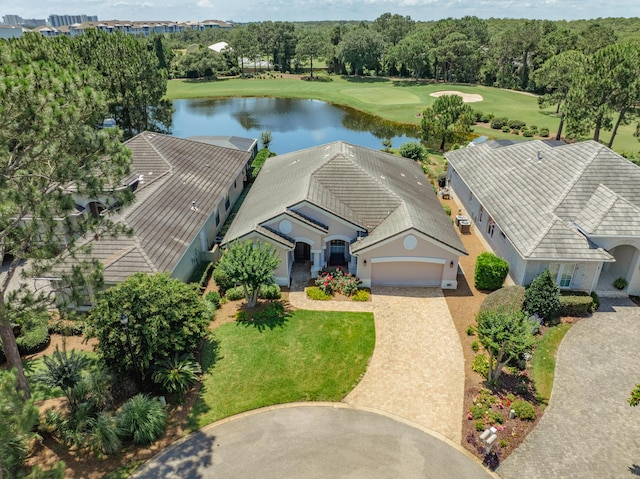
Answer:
[531,322,572,407]
[186,308,375,430]
[166,75,640,154]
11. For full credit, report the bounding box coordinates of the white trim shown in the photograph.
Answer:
[293,236,315,246]
[264,211,327,235]
[293,201,365,232]
[324,234,355,244]
[371,256,447,265]
[236,231,294,251]
[354,228,465,257]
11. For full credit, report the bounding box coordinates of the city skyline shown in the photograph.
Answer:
[2,0,640,23]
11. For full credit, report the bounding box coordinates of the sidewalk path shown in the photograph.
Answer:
[498,298,640,478]
[289,286,465,444]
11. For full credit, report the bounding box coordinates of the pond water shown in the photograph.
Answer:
[171,98,420,154]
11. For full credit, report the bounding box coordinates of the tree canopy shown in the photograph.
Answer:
[214,241,280,308]
[421,94,474,151]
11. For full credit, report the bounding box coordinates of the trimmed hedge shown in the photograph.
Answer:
[480,286,526,313]
[306,286,331,300]
[474,252,510,291]
[490,117,509,129]
[559,291,595,317]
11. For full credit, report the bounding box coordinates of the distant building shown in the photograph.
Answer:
[22,18,47,27]
[34,19,233,37]
[49,14,98,27]
[0,25,26,39]
[2,15,23,26]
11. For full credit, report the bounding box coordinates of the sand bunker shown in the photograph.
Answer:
[429,90,483,103]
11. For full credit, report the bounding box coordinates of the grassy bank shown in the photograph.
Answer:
[167,75,639,153]
[187,309,374,430]
[531,322,572,407]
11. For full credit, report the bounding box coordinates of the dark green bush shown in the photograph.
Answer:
[502,126,510,132]
[511,399,536,420]
[116,394,167,446]
[16,319,50,355]
[559,291,595,317]
[480,286,526,313]
[48,315,85,336]
[508,120,526,130]
[251,148,276,179]
[523,269,560,325]
[204,291,221,309]
[399,141,426,161]
[590,291,600,311]
[443,205,452,216]
[474,252,510,291]
[259,283,281,300]
[225,286,245,301]
[490,117,508,129]
[522,130,534,137]
[471,110,483,122]
[480,113,494,123]
[540,128,550,137]
[212,264,236,293]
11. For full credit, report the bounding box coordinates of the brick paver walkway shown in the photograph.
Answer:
[288,286,465,444]
[498,298,640,478]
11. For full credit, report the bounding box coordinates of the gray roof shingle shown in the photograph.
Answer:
[446,140,640,261]
[225,142,466,256]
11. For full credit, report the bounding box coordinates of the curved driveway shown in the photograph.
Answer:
[133,404,494,479]
[498,298,640,478]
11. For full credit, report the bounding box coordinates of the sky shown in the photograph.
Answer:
[2,0,639,23]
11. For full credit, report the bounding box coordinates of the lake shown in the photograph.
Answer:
[171,98,420,154]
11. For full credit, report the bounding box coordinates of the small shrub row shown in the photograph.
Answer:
[306,286,331,301]
[351,289,370,302]
[490,117,509,129]
[559,291,595,317]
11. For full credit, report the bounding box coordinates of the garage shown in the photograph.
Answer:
[371,258,444,287]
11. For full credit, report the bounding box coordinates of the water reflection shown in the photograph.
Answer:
[172,98,419,154]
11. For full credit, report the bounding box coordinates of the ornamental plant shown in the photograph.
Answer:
[315,267,361,297]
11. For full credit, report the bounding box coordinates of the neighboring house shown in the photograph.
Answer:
[55,132,253,307]
[0,25,27,39]
[223,142,467,288]
[446,139,640,296]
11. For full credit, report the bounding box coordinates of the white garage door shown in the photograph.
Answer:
[371,261,443,287]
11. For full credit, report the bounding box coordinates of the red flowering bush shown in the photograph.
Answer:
[315,267,360,297]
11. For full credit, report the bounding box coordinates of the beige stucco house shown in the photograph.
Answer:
[447,139,640,296]
[223,142,467,288]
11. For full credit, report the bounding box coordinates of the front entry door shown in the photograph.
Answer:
[294,242,311,262]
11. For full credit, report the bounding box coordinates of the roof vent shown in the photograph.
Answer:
[191,201,199,212]
[537,150,542,161]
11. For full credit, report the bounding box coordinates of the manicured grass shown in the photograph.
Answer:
[166,76,639,153]
[531,323,572,407]
[186,308,375,430]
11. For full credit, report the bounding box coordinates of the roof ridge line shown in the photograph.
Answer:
[551,142,603,213]
[525,215,561,257]
[133,236,160,272]
[586,184,621,233]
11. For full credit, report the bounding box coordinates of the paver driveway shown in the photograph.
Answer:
[498,298,640,478]
[290,286,465,444]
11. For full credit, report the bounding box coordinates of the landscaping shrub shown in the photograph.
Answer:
[522,130,534,137]
[152,353,201,402]
[399,141,426,161]
[474,252,510,291]
[501,126,510,132]
[352,289,370,302]
[508,119,526,130]
[559,291,595,317]
[251,148,276,179]
[437,172,447,188]
[16,315,50,355]
[613,277,628,290]
[315,267,360,296]
[212,265,236,294]
[306,286,331,301]
[480,286,526,313]
[590,291,600,311]
[116,394,167,446]
[471,110,483,122]
[471,341,479,352]
[48,315,85,336]
[480,113,494,123]
[442,204,452,216]
[466,325,475,336]
[511,399,536,420]
[540,128,549,137]
[475,420,485,431]
[225,286,245,301]
[471,354,490,378]
[523,269,560,325]
[204,291,221,309]
[490,117,508,129]
[259,283,281,300]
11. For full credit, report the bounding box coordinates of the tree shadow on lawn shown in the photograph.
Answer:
[235,301,291,332]
[134,430,217,479]
[340,75,390,83]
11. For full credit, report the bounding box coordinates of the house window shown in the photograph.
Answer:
[224,195,230,211]
[215,212,220,226]
[548,263,576,288]
[233,179,237,189]
[487,218,495,238]
[479,206,484,222]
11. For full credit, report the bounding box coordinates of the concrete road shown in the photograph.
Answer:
[133,404,494,479]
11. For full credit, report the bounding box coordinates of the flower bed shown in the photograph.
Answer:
[306,267,369,301]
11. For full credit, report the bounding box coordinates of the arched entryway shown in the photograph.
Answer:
[598,244,640,292]
[294,242,311,262]
[328,240,348,266]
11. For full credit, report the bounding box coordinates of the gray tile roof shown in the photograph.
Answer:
[61,132,251,283]
[446,140,640,261]
[187,136,257,154]
[224,142,466,256]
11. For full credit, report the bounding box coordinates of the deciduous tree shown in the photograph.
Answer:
[214,241,280,308]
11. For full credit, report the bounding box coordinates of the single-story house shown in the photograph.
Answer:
[55,132,253,307]
[223,141,467,288]
[446,139,640,296]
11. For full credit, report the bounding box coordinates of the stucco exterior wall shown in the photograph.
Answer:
[522,261,601,292]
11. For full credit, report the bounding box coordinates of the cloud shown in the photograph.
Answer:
[197,0,215,7]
